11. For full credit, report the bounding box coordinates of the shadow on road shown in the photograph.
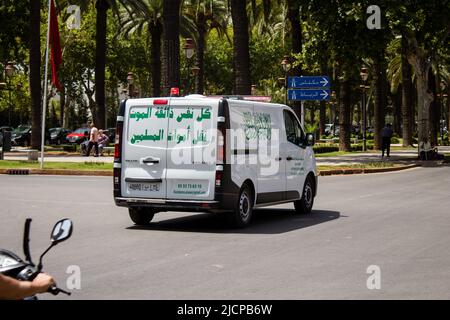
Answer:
[126,208,340,234]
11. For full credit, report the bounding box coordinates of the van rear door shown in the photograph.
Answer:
[121,99,169,199]
[165,98,217,201]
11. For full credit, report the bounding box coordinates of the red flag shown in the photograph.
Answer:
[49,0,62,90]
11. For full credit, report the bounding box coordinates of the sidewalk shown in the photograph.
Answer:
[3,146,450,166]
[3,147,113,163]
[317,146,450,166]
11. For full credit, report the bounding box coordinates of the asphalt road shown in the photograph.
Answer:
[0,166,449,299]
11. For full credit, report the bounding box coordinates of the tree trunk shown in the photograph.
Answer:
[286,0,303,119]
[372,57,386,150]
[231,0,251,95]
[95,0,109,129]
[309,104,315,125]
[30,0,41,149]
[448,83,450,135]
[408,56,433,145]
[393,90,402,135]
[195,16,206,95]
[60,85,65,127]
[319,101,326,136]
[162,0,181,96]
[339,76,351,151]
[401,35,413,146]
[428,69,439,146]
[149,21,162,97]
[286,0,302,72]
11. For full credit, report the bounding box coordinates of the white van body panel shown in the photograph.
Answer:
[121,98,168,199]
[165,98,218,201]
[227,100,258,200]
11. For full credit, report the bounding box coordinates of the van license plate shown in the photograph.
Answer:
[128,183,160,192]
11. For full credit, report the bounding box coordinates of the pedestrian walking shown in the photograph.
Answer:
[381,123,393,158]
[85,123,99,157]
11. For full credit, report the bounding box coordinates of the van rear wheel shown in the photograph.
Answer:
[294,177,314,214]
[228,185,253,228]
[129,208,156,225]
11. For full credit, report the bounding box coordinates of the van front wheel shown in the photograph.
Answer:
[229,186,253,228]
[129,208,156,225]
[294,177,314,214]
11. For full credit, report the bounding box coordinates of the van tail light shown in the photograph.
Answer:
[113,119,123,197]
[215,116,226,188]
[114,121,123,162]
[215,169,223,187]
[216,119,226,165]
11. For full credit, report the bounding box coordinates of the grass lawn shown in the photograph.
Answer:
[0,160,113,171]
[315,151,361,157]
[317,162,400,171]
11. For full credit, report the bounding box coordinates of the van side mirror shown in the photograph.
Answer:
[305,133,315,146]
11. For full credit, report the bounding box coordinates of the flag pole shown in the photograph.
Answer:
[40,0,52,169]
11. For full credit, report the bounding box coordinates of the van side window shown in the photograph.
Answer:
[283,110,304,145]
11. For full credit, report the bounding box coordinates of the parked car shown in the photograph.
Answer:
[48,127,71,145]
[11,125,32,147]
[66,127,89,144]
[0,126,13,132]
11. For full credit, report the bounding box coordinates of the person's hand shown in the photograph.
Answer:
[31,273,55,293]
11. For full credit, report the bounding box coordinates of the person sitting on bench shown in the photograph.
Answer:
[419,137,438,160]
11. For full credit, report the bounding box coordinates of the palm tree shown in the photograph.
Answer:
[230,0,251,95]
[119,0,164,96]
[162,0,181,95]
[182,0,229,94]
[62,0,147,128]
[386,35,414,146]
[30,0,41,149]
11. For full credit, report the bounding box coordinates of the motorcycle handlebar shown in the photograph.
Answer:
[48,285,71,296]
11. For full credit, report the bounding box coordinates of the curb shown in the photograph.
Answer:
[0,168,112,176]
[0,164,421,177]
[318,163,421,176]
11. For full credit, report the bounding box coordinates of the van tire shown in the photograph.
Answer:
[294,177,314,214]
[229,185,253,228]
[129,208,155,225]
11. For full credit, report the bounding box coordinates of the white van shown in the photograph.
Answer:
[113,95,318,227]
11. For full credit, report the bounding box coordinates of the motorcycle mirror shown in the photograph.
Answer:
[51,219,73,244]
[38,219,73,272]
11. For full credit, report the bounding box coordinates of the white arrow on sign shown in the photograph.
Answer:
[320,90,329,99]
[320,77,329,87]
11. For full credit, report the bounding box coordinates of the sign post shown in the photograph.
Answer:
[287,76,331,127]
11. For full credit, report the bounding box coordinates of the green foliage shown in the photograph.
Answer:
[203,29,233,94]
[313,144,339,154]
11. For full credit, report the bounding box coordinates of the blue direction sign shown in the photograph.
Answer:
[288,76,330,89]
[288,89,330,101]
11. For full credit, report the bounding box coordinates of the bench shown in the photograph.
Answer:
[103,146,114,156]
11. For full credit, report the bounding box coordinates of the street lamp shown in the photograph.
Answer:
[360,66,369,151]
[191,65,200,94]
[4,62,15,126]
[331,91,337,136]
[281,55,291,105]
[440,80,447,145]
[127,72,134,99]
[183,38,196,95]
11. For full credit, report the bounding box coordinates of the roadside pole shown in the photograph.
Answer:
[40,0,52,169]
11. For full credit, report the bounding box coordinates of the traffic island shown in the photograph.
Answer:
[318,163,421,176]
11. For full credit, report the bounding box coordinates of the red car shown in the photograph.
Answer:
[66,127,89,144]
